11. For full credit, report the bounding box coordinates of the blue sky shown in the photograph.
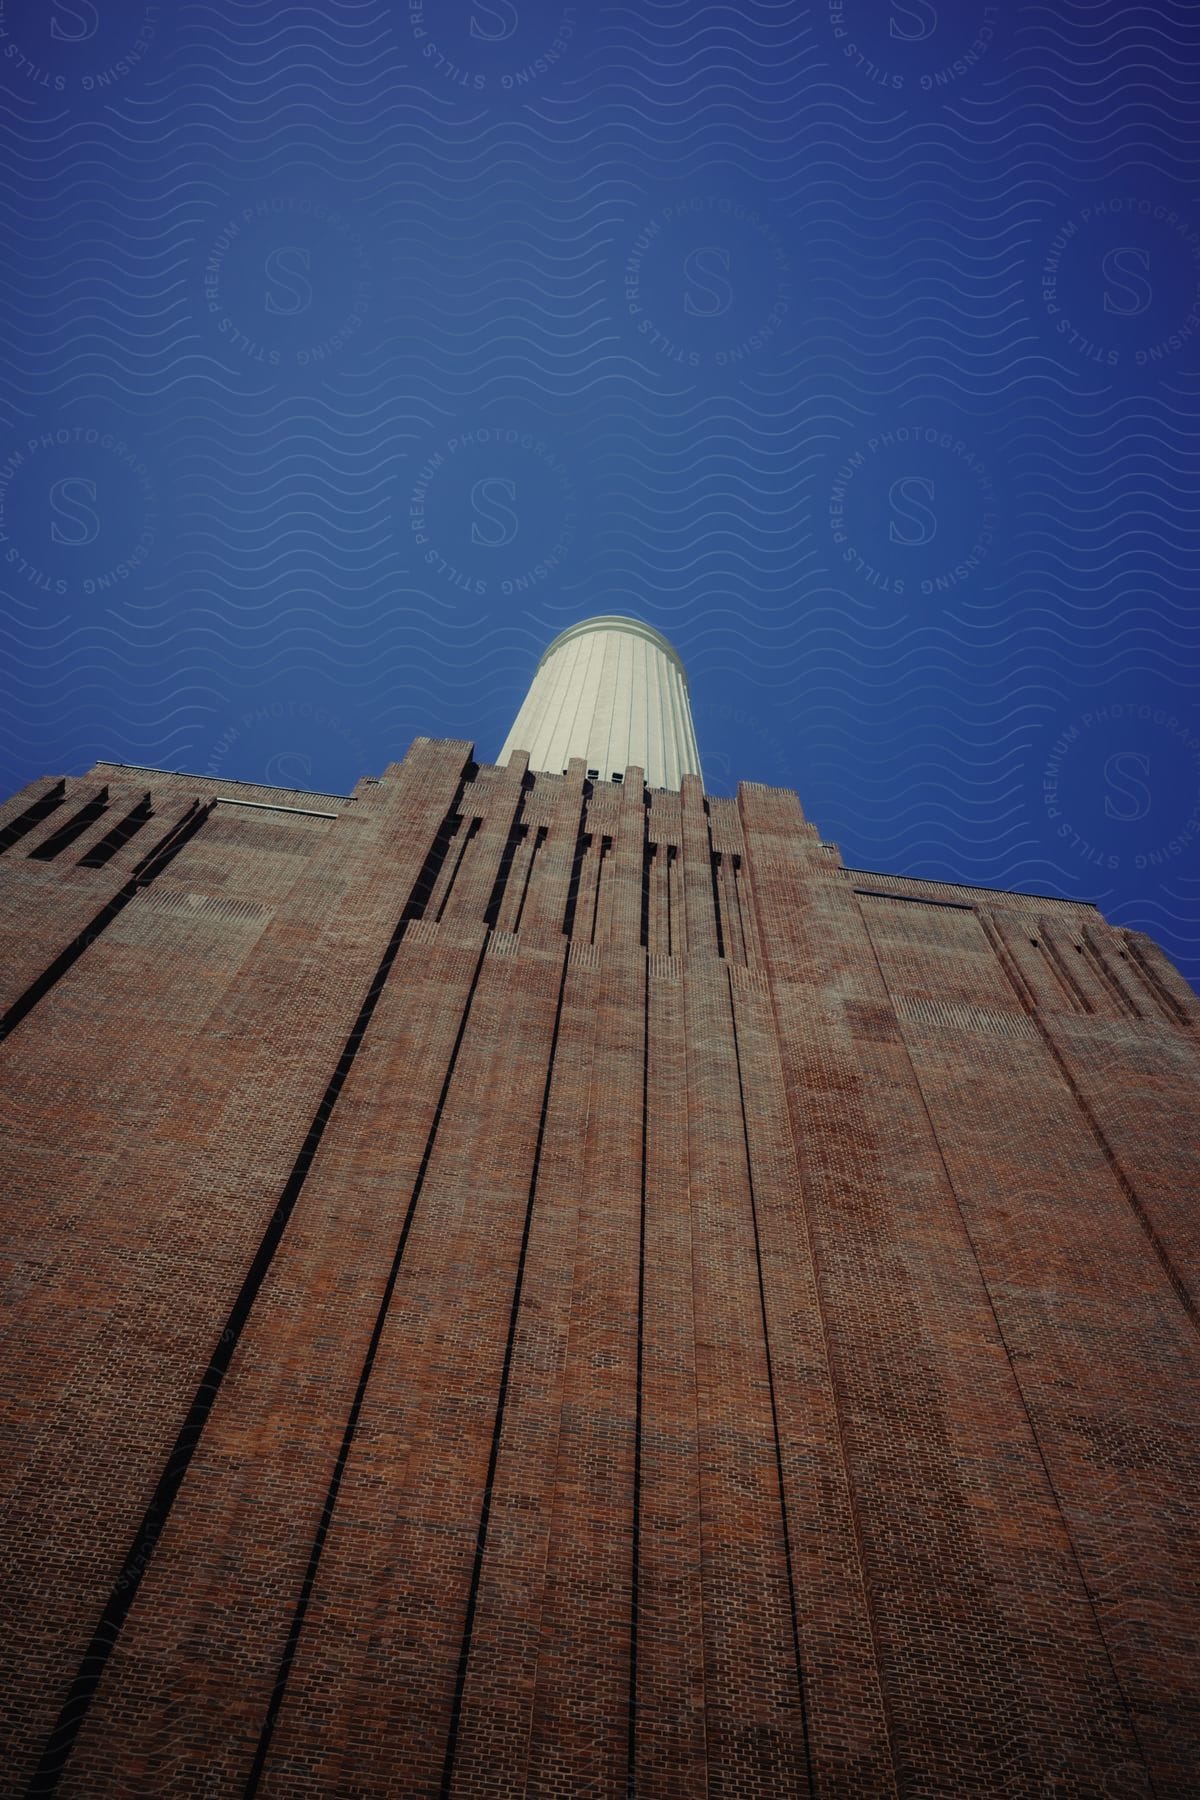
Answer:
[2,0,1199,983]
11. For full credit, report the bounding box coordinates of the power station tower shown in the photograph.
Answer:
[0,618,1197,1798]
[499,614,702,790]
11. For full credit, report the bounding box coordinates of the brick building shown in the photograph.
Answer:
[0,618,1197,1797]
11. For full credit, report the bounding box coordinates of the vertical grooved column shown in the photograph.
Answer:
[725,966,896,1792]
[737,780,1151,1796]
[56,925,490,1797]
[635,960,707,1795]
[524,787,646,1797]
[683,954,811,1794]
[257,933,568,1796]
[519,762,588,944]
[679,774,716,959]
[0,740,475,1797]
[443,946,602,1795]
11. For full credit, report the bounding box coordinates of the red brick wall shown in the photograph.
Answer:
[0,740,1195,1797]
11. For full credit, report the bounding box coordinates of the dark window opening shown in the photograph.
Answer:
[709,849,726,959]
[666,844,676,957]
[485,820,528,929]
[562,830,592,938]
[510,825,548,935]
[402,813,464,923]
[590,836,613,945]
[640,840,655,948]
[436,818,481,923]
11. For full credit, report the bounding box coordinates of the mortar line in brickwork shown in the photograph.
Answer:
[439,938,573,1800]
[725,970,815,1795]
[24,789,469,1800]
[624,952,650,1800]
[246,925,494,1800]
[865,913,1159,1790]
[982,914,1199,1342]
[0,800,213,1046]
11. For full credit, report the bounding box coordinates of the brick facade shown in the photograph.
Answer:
[0,742,1196,1797]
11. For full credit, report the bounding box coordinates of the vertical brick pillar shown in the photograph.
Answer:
[256,949,568,1789]
[58,927,496,1795]
[683,947,811,1794]
[724,962,896,1793]
[524,781,645,1797]
[736,779,1146,1796]
[678,772,717,958]
[634,954,708,1796]
[885,904,1200,1795]
[439,928,600,1796]
[0,739,472,1796]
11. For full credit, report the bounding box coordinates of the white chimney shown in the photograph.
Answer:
[499,615,702,790]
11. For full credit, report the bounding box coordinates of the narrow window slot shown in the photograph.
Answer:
[484,819,528,929]
[720,852,747,965]
[731,853,758,963]
[709,848,726,960]
[434,817,482,923]
[640,840,655,949]
[589,835,613,945]
[510,825,548,935]
[403,813,463,923]
[666,844,676,957]
[562,830,591,938]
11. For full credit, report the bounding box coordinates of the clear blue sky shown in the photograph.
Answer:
[2,0,1198,984]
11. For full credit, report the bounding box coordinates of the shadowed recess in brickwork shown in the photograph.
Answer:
[0,800,212,1045]
[436,941,573,1797]
[26,791,110,861]
[77,796,153,869]
[244,927,497,1798]
[1,748,1197,1796]
[23,784,471,1797]
[0,781,66,854]
[726,966,815,1790]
